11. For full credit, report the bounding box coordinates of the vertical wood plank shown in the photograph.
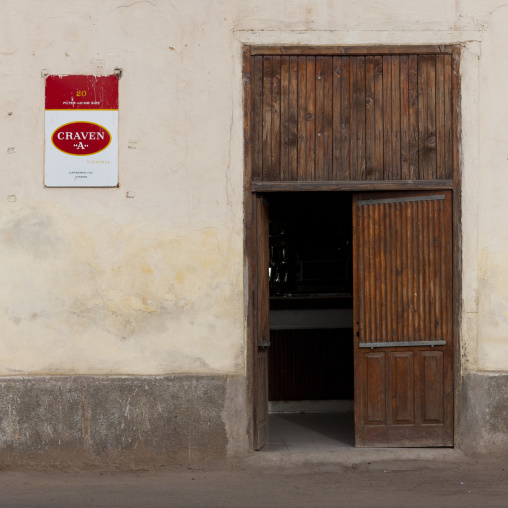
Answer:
[365,56,376,179]
[435,55,445,180]
[416,201,424,341]
[428,200,437,339]
[368,203,376,342]
[288,56,298,180]
[383,56,392,179]
[358,56,366,180]
[315,56,325,180]
[297,56,307,180]
[389,203,398,341]
[280,56,290,180]
[401,200,409,340]
[400,55,410,180]
[445,51,460,182]
[390,56,401,179]
[323,57,333,180]
[252,55,263,180]
[374,55,384,179]
[427,55,437,179]
[262,56,273,180]
[341,57,351,180]
[306,56,316,180]
[244,49,252,190]
[350,58,358,180]
[358,204,367,344]
[440,198,449,347]
[376,203,386,342]
[433,200,442,340]
[361,203,370,341]
[452,49,460,185]
[395,202,404,340]
[352,57,366,180]
[422,201,431,341]
[383,203,392,342]
[408,201,416,340]
[418,56,437,180]
[270,56,281,181]
[408,55,419,180]
[332,56,342,179]
[429,198,443,341]
[444,54,453,180]
[418,55,427,181]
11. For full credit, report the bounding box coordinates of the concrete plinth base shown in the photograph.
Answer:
[3,371,508,468]
[0,375,248,469]
[460,372,508,457]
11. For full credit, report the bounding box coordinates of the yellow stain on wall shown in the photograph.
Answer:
[0,207,244,375]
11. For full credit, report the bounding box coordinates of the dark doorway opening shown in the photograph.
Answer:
[264,192,355,451]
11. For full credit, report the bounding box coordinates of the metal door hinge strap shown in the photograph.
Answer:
[357,194,445,206]
[260,341,271,348]
[359,340,446,349]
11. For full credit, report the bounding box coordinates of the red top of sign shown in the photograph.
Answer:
[45,75,118,110]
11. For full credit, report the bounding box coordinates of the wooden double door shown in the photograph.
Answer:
[253,189,453,448]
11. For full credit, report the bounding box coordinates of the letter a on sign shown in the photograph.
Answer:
[44,75,119,187]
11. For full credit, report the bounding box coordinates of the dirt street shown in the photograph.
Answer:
[0,457,507,508]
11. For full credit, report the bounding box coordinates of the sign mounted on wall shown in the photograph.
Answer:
[45,75,119,187]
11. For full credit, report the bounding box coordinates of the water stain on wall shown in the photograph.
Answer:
[0,206,244,376]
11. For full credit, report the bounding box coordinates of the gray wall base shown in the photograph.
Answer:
[5,371,507,466]
[460,372,508,457]
[0,375,248,469]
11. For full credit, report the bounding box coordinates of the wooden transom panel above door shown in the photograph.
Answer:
[249,47,458,183]
[353,191,453,447]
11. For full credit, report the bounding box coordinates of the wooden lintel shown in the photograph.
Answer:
[249,45,454,56]
[252,180,454,193]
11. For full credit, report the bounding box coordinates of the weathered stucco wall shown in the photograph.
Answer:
[1,0,501,376]
[2,0,249,375]
[2,0,508,460]
[475,5,508,371]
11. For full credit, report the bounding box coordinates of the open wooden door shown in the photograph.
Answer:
[353,191,453,447]
[253,195,270,450]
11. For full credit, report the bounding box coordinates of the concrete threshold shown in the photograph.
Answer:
[239,447,469,468]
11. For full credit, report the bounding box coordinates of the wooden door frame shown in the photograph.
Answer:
[243,45,461,450]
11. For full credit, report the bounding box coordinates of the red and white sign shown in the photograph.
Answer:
[45,75,118,187]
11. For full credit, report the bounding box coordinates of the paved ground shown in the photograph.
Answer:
[1,454,508,508]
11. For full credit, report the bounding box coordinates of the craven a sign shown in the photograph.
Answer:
[45,75,118,187]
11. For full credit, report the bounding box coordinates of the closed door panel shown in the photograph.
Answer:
[353,191,453,447]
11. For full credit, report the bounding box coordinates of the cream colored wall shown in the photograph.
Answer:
[0,0,505,375]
